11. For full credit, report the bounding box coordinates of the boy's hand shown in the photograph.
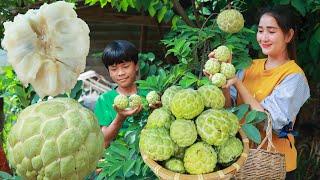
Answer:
[113,105,142,120]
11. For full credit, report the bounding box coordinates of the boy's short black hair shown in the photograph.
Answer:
[101,40,138,69]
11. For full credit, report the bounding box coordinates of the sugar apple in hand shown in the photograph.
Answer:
[211,73,227,87]
[129,94,142,108]
[220,62,236,79]
[204,59,220,74]
[217,137,243,165]
[196,109,230,146]
[197,85,225,109]
[6,98,104,180]
[146,107,172,129]
[170,119,197,147]
[216,9,244,33]
[184,142,217,174]
[139,128,175,161]
[164,158,185,174]
[113,94,128,110]
[161,85,183,109]
[146,91,160,105]
[170,89,204,119]
[213,46,231,62]
[1,1,90,98]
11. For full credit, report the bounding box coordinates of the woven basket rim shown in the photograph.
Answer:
[140,129,250,179]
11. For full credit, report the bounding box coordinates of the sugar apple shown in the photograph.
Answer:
[164,158,185,174]
[113,94,128,110]
[170,89,204,119]
[129,94,142,108]
[220,62,236,79]
[161,85,183,109]
[6,98,104,180]
[183,142,217,174]
[222,110,240,136]
[213,46,231,62]
[196,109,230,146]
[1,1,90,98]
[216,9,244,33]
[204,59,220,74]
[170,119,197,147]
[217,137,243,165]
[145,107,172,129]
[197,85,225,109]
[139,128,175,161]
[211,73,227,87]
[146,91,160,105]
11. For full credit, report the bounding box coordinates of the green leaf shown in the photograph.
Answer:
[242,124,261,144]
[291,0,307,16]
[123,159,136,176]
[254,111,268,124]
[314,27,320,44]
[157,6,167,22]
[235,104,249,120]
[134,158,143,175]
[120,0,129,11]
[245,110,257,124]
[171,15,180,29]
[200,7,211,15]
[109,142,129,157]
[0,171,13,179]
[148,2,157,16]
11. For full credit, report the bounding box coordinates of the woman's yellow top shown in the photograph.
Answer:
[236,59,310,172]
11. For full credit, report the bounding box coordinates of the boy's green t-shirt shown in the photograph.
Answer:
[94,88,148,131]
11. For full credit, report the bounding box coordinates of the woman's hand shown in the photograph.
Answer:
[113,105,142,121]
[222,76,239,89]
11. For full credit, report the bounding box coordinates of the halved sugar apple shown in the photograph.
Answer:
[1,1,90,98]
[6,98,104,180]
[216,9,244,34]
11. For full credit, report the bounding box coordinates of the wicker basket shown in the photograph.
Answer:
[141,129,250,180]
[235,112,286,180]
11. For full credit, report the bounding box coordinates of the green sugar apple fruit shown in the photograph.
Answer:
[213,46,231,62]
[204,59,220,74]
[183,142,217,174]
[161,85,183,109]
[145,107,172,129]
[129,94,142,108]
[114,94,128,110]
[170,119,197,147]
[216,9,244,34]
[196,109,230,146]
[211,73,227,87]
[222,110,240,136]
[6,98,104,180]
[146,91,160,105]
[217,137,243,165]
[220,62,236,79]
[139,128,175,161]
[197,85,225,109]
[164,158,186,174]
[170,89,204,119]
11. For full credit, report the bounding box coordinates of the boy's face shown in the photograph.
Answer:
[108,61,138,88]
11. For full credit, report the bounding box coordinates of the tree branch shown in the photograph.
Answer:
[173,0,196,28]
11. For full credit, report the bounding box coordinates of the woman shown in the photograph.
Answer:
[209,6,310,179]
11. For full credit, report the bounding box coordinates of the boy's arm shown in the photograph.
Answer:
[101,105,142,147]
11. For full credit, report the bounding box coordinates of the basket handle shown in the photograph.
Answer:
[256,111,277,152]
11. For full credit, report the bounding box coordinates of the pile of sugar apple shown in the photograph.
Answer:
[2,1,105,179]
[139,85,244,175]
[138,8,245,175]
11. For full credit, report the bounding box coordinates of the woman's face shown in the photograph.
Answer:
[108,61,138,88]
[257,14,292,58]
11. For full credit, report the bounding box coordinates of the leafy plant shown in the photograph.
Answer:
[0,171,22,180]
[229,104,268,144]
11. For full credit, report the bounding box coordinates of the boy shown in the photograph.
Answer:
[94,40,148,147]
